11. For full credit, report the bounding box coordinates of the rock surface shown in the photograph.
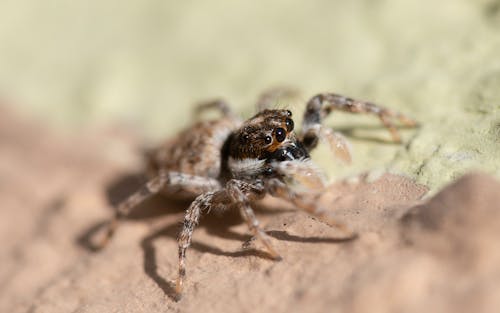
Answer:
[1,108,500,313]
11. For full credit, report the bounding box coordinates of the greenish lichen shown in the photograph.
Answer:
[0,0,498,192]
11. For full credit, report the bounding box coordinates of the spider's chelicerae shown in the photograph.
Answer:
[97,90,416,299]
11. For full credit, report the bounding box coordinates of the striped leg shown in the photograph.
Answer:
[226,179,282,260]
[175,191,222,298]
[302,93,417,145]
[96,171,220,249]
[256,86,300,112]
[194,98,235,118]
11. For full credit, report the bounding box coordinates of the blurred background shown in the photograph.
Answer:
[0,0,499,189]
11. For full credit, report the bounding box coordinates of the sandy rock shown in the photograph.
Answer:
[399,173,500,313]
[335,173,500,313]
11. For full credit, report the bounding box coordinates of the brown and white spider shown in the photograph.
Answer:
[97,89,416,299]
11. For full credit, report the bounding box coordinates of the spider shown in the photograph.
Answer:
[96,89,416,300]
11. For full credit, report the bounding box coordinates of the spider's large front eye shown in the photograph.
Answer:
[275,127,286,142]
[285,118,294,132]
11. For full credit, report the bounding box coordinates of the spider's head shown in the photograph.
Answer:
[229,109,309,162]
[228,109,322,188]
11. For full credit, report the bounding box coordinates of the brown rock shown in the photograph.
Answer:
[402,173,500,267]
[398,173,500,313]
[2,107,499,313]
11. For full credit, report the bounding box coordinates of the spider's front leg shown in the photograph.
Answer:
[176,190,228,298]
[226,179,282,260]
[301,93,417,153]
[175,180,281,299]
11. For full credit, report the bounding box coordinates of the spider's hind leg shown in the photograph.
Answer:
[301,93,417,148]
[95,176,164,249]
[96,171,220,250]
[256,86,300,112]
[194,99,235,118]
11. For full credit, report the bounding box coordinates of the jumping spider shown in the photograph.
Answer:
[97,89,416,299]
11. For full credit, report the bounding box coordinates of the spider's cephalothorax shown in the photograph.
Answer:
[96,89,417,300]
[225,109,310,181]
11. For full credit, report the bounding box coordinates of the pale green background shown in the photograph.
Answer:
[1,0,499,191]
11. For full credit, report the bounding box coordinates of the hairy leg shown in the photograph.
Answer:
[265,178,356,238]
[96,171,220,249]
[302,93,417,146]
[301,124,353,164]
[256,86,300,112]
[194,98,235,118]
[226,179,282,260]
[176,179,282,299]
[175,191,225,298]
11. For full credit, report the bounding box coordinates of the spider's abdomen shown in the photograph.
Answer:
[148,117,240,178]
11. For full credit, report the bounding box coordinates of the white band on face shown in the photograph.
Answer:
[228,157,266,179]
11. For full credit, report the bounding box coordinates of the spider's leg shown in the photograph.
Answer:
[176,191,222,299]
[256,86,300,112]
[302,125,353,164]
[96,171,220,249]
[266,178,356,238]
[227,179,282,260]
[301,93,417,145]
[194,98,235,118]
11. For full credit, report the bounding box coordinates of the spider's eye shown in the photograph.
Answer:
[241,134,250,143]
[285,118,294,132]
[264,167,274,176]
[264,135,272,145]
[286,110,292,117]
[275,127,286,142]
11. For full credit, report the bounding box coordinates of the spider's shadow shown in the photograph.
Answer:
[76,172,188,252]
[139,211,355,300]
[77,171,355,301]
[335,123,417,144]
[139,214,280,300]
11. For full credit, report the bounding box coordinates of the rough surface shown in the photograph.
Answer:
[2,108,500,313]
